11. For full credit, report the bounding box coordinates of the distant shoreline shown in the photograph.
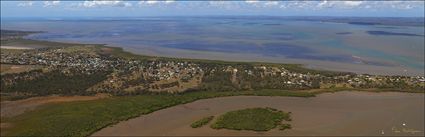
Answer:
[1,27,424,76]
[2,37,423,76]
[2,16,424,27]
[118,45,424,77]
[0,46,34,49]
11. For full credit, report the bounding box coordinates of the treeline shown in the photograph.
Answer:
[197,64,318,92]
[1,69,111,96]
[199,71,238,92]
[351,79,424,92]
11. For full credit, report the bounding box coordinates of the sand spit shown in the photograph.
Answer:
[93,91,424,136]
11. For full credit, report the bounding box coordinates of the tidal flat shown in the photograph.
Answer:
[94,91,424,136]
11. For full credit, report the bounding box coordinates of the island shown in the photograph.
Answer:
[210,107,292,131]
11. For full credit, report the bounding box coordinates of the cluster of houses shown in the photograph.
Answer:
[143,61,203,81]
[1,46,424,93]
[1,47,205,93]
[346,74,425,88]
[224,65,424,90]
[1,48,117,74]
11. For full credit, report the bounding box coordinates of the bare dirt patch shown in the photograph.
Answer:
[99,47,114,54]
[0,64,42,74]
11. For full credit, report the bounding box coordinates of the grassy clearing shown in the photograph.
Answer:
[3,90,308,136]
[210,107,291,131]
[191,116,214,128]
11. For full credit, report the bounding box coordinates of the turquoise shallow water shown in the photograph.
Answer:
[1,17,424,72]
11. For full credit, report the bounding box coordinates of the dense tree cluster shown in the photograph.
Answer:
[1,69,110,96]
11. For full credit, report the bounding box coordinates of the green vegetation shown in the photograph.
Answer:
[282,64,354,77]
[99,45,354,78]
[1,30,42,39]
[94,45,151,60]
[190,116,214,128]
[1,31,423,137]
[1,70,111,97]
[1,39,92,48]
[279,123,292,130]
[3,90,304,136]
[210,107,291,131]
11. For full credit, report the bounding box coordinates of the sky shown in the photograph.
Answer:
[1,0,424,18]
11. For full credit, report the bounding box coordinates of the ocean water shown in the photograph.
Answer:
[1,17,424,75]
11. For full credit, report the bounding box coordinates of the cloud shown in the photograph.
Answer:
[245,0,258,4]
[146,0,158,5]
[164,0,175,4]
[384,1,424,10]
[315,1,364,9]
[16,0,423,12]
[263,1,279,7]
[138,0,176,6]
[276,1,423,10]
[316,1,330,8]
[207,1,242,10]
[344,1,363,7]
[44,1,61,7]
[79,0,132,8]
[158,1,423,11]
[278,1,317,9]
[17,1,33,7]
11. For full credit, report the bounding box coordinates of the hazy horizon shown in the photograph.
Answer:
[2,15,425,19]
[2,1,424,18]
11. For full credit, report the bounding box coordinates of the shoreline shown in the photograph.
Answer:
[0,94,109,118]
[2,41,423,76]
[93,91,424,136]
[2,89,423,136]
[0,46,34,50]
[1,31,423,76]
[114,44,425,76]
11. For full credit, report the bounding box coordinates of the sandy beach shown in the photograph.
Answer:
[93,91,424,136]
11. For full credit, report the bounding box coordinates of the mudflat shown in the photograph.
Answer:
[0,94,108,118]
[93,91,424,136]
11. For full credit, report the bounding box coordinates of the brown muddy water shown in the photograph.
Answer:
[93,91,424,136]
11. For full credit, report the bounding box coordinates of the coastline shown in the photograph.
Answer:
[0,46,34,50]
[2,39,423,76]
[1,13,424,137]
[93,91,424,136]
[1,30,423,136]
[117,44,424,76]
[2,28,423,76]
[2,89,423,136]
